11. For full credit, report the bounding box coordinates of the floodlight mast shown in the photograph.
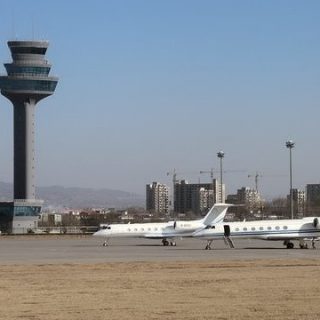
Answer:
[217,151,225,203]
[286,140,295,219]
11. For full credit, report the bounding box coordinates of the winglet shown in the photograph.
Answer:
[202,203,233,226]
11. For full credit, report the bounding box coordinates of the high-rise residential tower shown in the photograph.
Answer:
[0,40,58,233]
[174,180,223,214]
[146,182,169,214]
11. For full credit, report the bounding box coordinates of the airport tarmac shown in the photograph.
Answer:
[0,235,319,264]
[1,235,320,320]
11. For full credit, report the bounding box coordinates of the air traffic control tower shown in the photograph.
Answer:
[0,41,58,233]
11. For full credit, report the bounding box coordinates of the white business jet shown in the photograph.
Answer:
[193,216,320,250]
[93,203,231,246]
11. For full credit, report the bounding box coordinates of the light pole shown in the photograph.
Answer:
[286,140,295,219]
[217,151,225,203]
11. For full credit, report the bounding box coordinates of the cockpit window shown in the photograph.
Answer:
[102,225,111,230]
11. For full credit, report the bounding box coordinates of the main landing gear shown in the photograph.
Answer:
[205,240,213,250]
[162,239,176,246]
[284,240,317,249]
[299,239,308,249]
[284,241,294,249]
[304,238,317,249]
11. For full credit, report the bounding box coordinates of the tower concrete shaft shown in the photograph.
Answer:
[13,99,36,199]
[0,40,58,201]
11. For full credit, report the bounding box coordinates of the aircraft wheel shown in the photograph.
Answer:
[162,240,169,246]
[286,242,294,249]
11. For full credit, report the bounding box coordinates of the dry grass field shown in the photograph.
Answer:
[0,259,319,320]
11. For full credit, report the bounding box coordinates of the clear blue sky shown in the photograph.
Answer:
[0,0,320,199]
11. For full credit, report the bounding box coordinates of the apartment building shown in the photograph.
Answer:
[146,182,169,214]
[174,179,224,214]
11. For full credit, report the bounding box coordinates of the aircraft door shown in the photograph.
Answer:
[102,225,112,235]
[224,225,231,237]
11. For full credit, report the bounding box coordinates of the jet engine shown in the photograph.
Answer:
[173,221,194,231]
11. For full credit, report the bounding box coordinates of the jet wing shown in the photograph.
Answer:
[144,229,180,239]
[144,233,173,239]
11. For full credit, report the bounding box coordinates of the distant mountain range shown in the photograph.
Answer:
[0,181,145,209]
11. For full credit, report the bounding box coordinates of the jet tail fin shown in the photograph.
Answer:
[202,203,233,226]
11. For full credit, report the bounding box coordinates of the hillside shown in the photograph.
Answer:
[0,182,145,209]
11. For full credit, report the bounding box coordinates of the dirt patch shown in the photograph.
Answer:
[0,259,319,320]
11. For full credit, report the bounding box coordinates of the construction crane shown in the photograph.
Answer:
[167,169,199,185]
[166,168,179,186]
[248,172,261,192]
[199,168,219,191]
[199,168,216,179]
[200,168,246,181]
[248,172,287,192]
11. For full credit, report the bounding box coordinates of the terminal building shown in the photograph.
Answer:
[0,40,58,233]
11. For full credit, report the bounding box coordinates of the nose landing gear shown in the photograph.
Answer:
[162,239,176,246]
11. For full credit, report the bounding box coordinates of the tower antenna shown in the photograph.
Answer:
[11,9,17,39]
[32,17,34,40]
